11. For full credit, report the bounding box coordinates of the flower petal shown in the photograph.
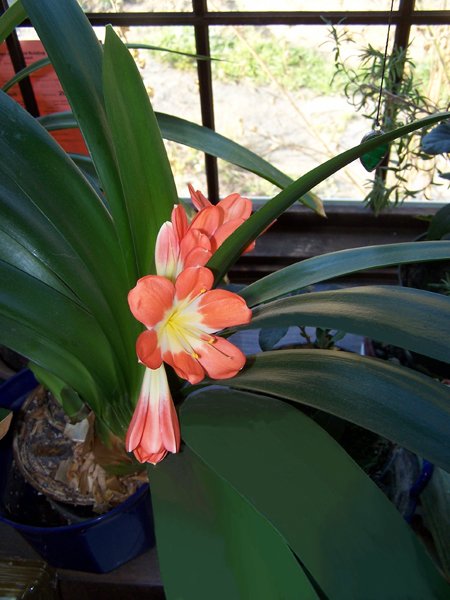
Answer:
[179,228,211,270]
[194,336,247,380]
[183,246,212,269]
[219,193,252,220]
[135,446,167,464]
[172,204,189,240]
[136,330,162,369]
[155,222,180,279]
[188,183,211,211]
[210,218,245,252]
[128,275,175,327]
[125,368,152,453]
[198,289,252,330]
[190,205,222,237]
[175,266,214,302]
[163,349,206,384]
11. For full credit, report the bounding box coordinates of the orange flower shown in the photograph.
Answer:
[155,185,254,280]
[125,365,179,465]
[128,266,252,385]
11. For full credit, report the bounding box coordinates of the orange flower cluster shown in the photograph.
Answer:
[126,187,253,464]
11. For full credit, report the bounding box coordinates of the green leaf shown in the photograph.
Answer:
[241,240,450,306]
[207,112,450,283]
[181,388,449,599]
[0,89,139,399]
[0,311,102,415]
[223,349,450,471]
[103,26,177,276]
[258,326,289,351]
[21,0,137,283]
[156,112,292,191]
[30,364,85,418]
[427,204,450,241]
[248,285,450,364]
[0,1,26,45]
[149,448,319,600]
[36,111,325,211]
[0,261,121,397]
[1,57,50,93]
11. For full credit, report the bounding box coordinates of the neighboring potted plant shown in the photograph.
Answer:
[1,0,450,596]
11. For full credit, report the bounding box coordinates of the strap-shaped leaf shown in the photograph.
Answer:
[207,112,450,283]
[0,312,102,414]
[103,26,176,276]
[248,285,450,364]
[223,349,450,471]
[0,311,130,435]
[0,0,26,44]
[149,447,319,600]
[0,89,139,394]
[0,261,122,397]
[241,241,450,306]
[180,389,449,599]
[36,111,325,211]
[21,0,137,283]
[155,112,292,189]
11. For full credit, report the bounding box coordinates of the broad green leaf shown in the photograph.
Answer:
[207,112,450,283]
[248,285,450,364]
[181,389,449,599]
[241,240,450,306]
[0,89,139,397]
[0,310,130,435]
[36,111,325,211]
[156,112,293,189]
[21,0,137,283]
[0,261,123,399]
[103,26,176,276]
[156,112,322,211]
[224,349,450,471]
[149,448,319,600]
[0,1,26,44]
[0,312,102,416]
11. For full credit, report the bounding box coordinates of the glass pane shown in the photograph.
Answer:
[211,24,394,201]
[415,0,450,9]
[77,0,192,12]
[210,0,400,12]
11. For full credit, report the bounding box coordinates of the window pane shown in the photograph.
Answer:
[209,0,400,12]
[210,24,393,200]
[415,0,450,9]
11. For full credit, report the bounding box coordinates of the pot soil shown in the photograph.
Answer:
[10,386,147,522]
[0,374,155,572]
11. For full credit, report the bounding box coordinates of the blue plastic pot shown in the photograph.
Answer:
[0,369,155,573]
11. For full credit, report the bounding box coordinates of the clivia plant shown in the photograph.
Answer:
[1,1,450,597]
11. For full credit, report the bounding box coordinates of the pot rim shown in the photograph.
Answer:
[0,482,150,533]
